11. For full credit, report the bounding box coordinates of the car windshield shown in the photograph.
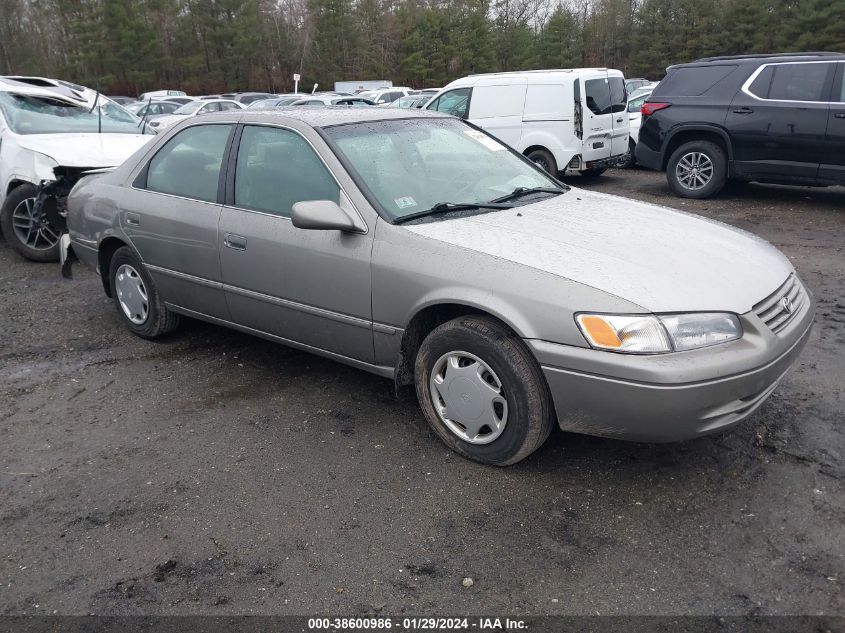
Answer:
[324,118,563,221]
[0,92,142,135]
[247,98,277,110]
[173,101,203,115]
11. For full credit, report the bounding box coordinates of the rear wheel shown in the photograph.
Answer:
[414,315,555,466]
[666,140,727,199]
[525,148,557,177]
[108,246,180,339]
[0,183,61,262]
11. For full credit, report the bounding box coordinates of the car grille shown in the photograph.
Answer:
[753,274,805,334]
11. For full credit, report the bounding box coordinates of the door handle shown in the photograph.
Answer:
[616,117,624,123]
[224,233,247,250]
[834,112,845,119]
[125,212,140,226]
[732,107,754,114]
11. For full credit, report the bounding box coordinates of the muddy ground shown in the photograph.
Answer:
[0,168,843,616]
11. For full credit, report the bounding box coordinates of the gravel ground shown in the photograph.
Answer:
[0,168,843,616]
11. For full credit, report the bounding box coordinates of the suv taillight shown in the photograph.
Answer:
[641,102,670,116]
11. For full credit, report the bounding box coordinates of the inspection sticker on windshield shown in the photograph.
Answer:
[464,129,506,151]
[394,196,417,209]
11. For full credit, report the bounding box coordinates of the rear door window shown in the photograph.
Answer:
[766,63,832,101]
[835,63,845,102]
[584,78,611,115]
[747,65,775,99]
[608,77,627,113]
[145,124,232,202]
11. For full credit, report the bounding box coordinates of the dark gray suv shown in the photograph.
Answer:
[636,52,845,198]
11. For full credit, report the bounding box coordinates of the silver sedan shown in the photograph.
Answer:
[64,108,814,465]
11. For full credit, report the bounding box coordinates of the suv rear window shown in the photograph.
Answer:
[652,65,737,96]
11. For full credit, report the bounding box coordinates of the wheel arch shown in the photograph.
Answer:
[661,126,733,170]
[519,138,571,173]
[393,302,523,387]
[97,236,132,297]
[6,178,36,196]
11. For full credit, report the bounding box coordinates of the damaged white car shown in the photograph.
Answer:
[0,76,154,261]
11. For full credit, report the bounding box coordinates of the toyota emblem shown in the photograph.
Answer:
[781,295,793,314]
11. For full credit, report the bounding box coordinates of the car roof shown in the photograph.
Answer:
[675,51,845,68]
[444,68,623,89]
[0,75,99,107]
[198,107,450,128]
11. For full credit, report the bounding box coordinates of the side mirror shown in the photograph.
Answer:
[292,199,365,233]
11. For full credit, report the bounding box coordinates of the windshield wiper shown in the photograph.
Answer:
[490,186,565,204]
[393,201,513,224]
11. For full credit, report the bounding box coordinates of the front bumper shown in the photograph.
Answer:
[527,297,815,442]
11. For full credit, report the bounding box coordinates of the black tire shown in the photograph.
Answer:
[108,246,179,339]
[666,140,727,199]
[579,166,607,178]
[414,315,555,466]
[0,183,61,262]
[616,140,636,169]
[525,148,558,177]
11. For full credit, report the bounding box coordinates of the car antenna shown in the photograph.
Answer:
[138,95,152,134]
[89,81,102,133]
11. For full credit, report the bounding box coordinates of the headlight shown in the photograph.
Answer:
[576,313,741,354]
[32,151,59,182]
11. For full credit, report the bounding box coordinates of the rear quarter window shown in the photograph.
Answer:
[652,65,737,96]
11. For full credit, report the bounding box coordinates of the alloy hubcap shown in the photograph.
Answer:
[676,151,713,190]
[115,264,149,325]
[429,351,508,445]
[11,197,60,250]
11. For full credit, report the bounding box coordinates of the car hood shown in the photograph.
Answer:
[150,114,187,126]
[401,188,794,314]
[14,133,152,168]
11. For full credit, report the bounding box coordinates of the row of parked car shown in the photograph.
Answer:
[1,52,843,264]
[108,87,443,132]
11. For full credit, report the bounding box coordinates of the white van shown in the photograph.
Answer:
[138,89,187,102]
[425,69,629,177]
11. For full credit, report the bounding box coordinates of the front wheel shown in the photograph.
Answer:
[0,183,61,262]
[414,315,555,466]
[666,140,727,199]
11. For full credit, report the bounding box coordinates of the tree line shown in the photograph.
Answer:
[0,0,841,96]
